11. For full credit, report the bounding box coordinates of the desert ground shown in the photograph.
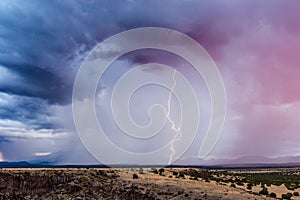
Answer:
[0,167,299,199]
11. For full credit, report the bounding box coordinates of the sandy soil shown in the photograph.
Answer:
[116,168,271,199]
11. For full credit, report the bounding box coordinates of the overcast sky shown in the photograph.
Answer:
[0,0,300,164]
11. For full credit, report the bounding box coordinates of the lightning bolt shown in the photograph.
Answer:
[166,69,182,165]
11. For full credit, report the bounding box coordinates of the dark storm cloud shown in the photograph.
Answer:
[0,62,70,104]
[0,0,237,105]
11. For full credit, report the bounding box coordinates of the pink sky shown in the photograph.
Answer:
[193,1,300,158]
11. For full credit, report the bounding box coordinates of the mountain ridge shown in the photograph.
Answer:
[1,155,300,168]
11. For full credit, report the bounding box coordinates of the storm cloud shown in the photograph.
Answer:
[0,0,300,162]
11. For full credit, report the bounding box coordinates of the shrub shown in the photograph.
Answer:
[270,192,276,198]
[139,168,144,174]
[177,190,184,195]
[230,183,236,188]
[259,188,269,195]
[282,193,293,199]
[294,192,299,196]
[151,168,158,174]
[133,174,139,179]
[178,173,185,178]
[237,181,244,186]
[172,171,178,176]
[285,183,295,190]
[247,183,253,190]
[159,168,165,176]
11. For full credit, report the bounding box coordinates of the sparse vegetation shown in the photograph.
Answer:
[0,167,299,199]
[232,171,300,189]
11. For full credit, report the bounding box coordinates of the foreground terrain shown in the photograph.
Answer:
[0,167,299,199]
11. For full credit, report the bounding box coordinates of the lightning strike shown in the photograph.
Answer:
[166,69,182,165]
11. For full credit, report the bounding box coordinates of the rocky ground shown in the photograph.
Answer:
[0,168,282,199]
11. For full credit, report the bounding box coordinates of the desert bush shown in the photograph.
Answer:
[285,183,295,190]
[293,191,299,196]
[259,188,268,195]
[178,173,185,178]
[270,192,276,198]
[281,193,292,199]
[151,168,158,174]
[139,168,144,174]
[172,171,178,176]
[247,183,253,190]
[189,176,198,181]
[230,183,236,188]
[177,190,184,195]
[133,174,139,179]
[237,181,244,186]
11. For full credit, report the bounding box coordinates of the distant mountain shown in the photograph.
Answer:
[176,155,300,168]
[1,155,300,169]
[0,161,45,168]
[0,161,109,168]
